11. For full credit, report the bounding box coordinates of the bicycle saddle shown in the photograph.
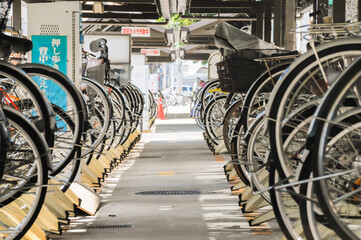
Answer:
[90,38,107,53]
[0,33,33,54]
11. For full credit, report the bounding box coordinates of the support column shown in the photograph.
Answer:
[333,0,345,23]
[284,0,296,50]
[256,7,264,40]
[264,0,272,43]
[359,0,361,21]
[12,0,21,31]
[251,21,257,36]
[273,0,282,46]
[318,0,328,23]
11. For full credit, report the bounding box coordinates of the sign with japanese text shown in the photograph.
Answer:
[31,35,68,128]
[141,49,160,56]
[149,74,158,93]
[121,27,150,37]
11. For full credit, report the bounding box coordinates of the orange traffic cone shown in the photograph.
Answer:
[157,97,166,120]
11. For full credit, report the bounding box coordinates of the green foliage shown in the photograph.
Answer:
[157,16,166,23]
[160,14,197,30]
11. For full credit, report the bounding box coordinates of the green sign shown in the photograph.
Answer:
[329,0,333,5]
[32,35,68,130]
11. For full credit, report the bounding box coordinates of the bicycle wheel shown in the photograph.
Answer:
[0,62,55,147]
[200,80,220,108]
[310,57,361,240]
[222,99,244,153]
[81,77,112,157]
[299,161,338,240]
[231,63,289,186]
[267,38,361,182]
[19,64,85,183]
[0,106,49,240]
[243,114,271,203]
[240,62,291,132]
[203,95,227,145]
[120,107,133,145]
[51,103,80,192]
[269,163,303,240]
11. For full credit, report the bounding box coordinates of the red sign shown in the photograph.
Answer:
[141,49,160,56]
[121,27,150,37]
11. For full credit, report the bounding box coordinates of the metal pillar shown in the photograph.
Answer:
[333,0,345,23]
[251,21,257,36]
[12,0,21,31]
[284,0,296,50]
[359,0,361,21]
[256,7,264,40]
[264,0,272,43]
[273,0,282,46]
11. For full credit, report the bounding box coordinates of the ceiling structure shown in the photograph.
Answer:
[21,0,316,62]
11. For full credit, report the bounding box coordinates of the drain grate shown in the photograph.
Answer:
[138,156,162,159]
[86,224,132,229]
[135,190,215,195]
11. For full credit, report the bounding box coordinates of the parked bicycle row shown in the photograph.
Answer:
[192,21,361,240]
[0,1,154,239]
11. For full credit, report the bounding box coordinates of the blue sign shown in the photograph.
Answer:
[32,35,68,130]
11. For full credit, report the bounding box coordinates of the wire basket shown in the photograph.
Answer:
[291,22,361,41]
[109,64,132,86]
[87,63,106,86]
[216,61,233,92]
[216,49,267,93]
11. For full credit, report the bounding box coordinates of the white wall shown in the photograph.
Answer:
[27,1,81,86]
[131,54,150,131]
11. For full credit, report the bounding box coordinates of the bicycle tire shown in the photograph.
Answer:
[0,106,49,240]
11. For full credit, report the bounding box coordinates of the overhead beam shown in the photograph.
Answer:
[190,1,264,9]
[24,0,155,3]
[82,3,157,13]
[146,56,172,62]
[83,21,168,26]
[132,44,168,48]
[83,0,155,2]
[180,15,256,21]
[190,8,255,14]
[82,12,160,19]
[183,53,210,60]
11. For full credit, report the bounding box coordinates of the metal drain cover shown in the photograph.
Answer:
[86,224,133,229]
[135,190,215,195]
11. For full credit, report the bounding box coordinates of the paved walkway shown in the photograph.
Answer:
[61,112,281,240]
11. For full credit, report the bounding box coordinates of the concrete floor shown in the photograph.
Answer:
[61,111,282,240]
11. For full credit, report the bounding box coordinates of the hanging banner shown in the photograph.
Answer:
[32,35,68,128]
[121,27,150,37]
[141,49,160,56]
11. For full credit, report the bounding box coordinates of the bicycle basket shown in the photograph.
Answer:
[216,61,233,92]
[87,63,106,86]
[109,64,132,86]
[217,49,267,93]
